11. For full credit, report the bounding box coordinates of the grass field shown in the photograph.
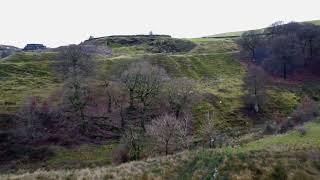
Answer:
[46,143,116,170]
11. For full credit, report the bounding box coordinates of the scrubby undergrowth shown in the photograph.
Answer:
[2,121,320,180]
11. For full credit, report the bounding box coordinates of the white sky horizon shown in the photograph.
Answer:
[1,0,319,48]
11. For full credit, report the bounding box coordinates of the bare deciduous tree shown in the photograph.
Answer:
[16,97,59,142]
[146,114,185,155]
[165,77,196,118]
[244,65,268,113]
[103,80,128,128]
[54,45,95,79]
[265,21,285,38]
[54,45,96,133]
[121,127,145,160]
[16,97,41,142]
[270,34,303,79]
[299,24,320,64]
[199,111,217,148]
[120,61,168,131]
[237,30,263,61]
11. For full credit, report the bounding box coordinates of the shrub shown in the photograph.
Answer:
[121,128,145,160]
[16,97,59,143]
[270,163,287,180]
[295,126,307,136]
[278,119,295,134]
[111,144,129,164]
[264,122,278,135]
[146,114,186,155]
[292,170,313,180]
[147,38,196,53]
[0,130,54,164]
[291,96,319,124]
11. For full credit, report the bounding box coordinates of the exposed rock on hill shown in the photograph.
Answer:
[23,44,46,51]
[83,35,197,53]
[83,35,171,46]
[54,44,112,56]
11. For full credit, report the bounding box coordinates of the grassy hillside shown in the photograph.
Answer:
[0,52,60,113]
[206,19,320,39]
[0,38,248,172]
[2,120,320,179]
[306,20,320,25]
[97,52,249,130]
[1,32,320,179]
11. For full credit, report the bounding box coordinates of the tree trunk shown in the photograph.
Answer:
[129,89,134,108]
[141,119,145,132]
[107,94,112,113]
[120,104,125,129]
[254,75,257,96]
[251,49,256,61]
[80,108,88,134]
[165,141,169,155]
[309,39,313,61]
[253,75,259,113]
[283,62,287,80]
[175,108,181,119]
[104,81,113,113]
[141,103,147,132]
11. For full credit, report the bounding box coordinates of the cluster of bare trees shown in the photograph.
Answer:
[46,44,201,157]
[119,61,168,131]
[108,61,198,158]
[16,97,59,142]
[243,65,268,113]
[54,45,96,134]
[11,43,219,161]
[238,21,320,79]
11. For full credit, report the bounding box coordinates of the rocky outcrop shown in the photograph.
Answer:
[83,35,172,47]
[53,44,112,56]
[23,44,46,51]
[82,35,196,53]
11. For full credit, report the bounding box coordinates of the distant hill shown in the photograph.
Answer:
[0,45,21,59]
[206,19,320,39]
[305,19,320,25]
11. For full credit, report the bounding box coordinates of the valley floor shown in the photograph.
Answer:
[1,120,320,180]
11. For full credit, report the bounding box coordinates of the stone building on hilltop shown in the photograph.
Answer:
[23,44,46,51]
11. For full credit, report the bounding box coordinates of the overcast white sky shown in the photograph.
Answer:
[1,0,319,48]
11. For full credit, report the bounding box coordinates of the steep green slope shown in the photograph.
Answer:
[97,52,248,130]
[0,52,60,113]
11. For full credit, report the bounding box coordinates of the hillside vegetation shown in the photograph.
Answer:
[0,52,59,113]
[206,19,320,39]
[1,21,320,179]
[83,35,197,55]
[2,120,320,179]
